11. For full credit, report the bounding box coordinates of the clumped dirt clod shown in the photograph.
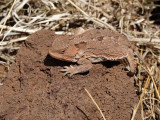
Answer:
[0,30,140,120]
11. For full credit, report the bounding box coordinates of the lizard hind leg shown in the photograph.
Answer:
[61,58,93,76]
[127,49,137,73]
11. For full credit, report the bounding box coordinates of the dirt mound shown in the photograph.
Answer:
[0,30,140,120]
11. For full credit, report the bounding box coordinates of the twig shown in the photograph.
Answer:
[0,25,39,34]
[0,37,28,46]
[131,76,151,120]
[85,88,107,120]
[129,38,160,43]
[13,0,30,13]
[37,13,70,24]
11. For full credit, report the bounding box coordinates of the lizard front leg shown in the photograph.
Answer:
[61,58,93,76]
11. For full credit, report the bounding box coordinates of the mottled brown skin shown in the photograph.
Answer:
[49,28,137,76]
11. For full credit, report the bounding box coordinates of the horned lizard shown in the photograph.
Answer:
[49,28,137,76]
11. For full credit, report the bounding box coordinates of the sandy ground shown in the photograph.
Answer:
[0,30,140,120]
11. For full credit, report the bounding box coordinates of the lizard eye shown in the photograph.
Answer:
[61,50,65,54]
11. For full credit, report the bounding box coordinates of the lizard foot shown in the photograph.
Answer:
[61,65,78,76]
[61,58,93,76]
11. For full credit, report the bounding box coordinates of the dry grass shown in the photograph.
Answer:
[0,0,160,119]
[85,88,106,120]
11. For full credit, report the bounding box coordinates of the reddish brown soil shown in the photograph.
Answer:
[0,30,140,120]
